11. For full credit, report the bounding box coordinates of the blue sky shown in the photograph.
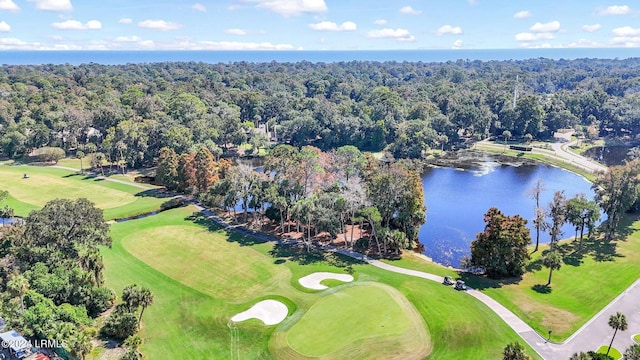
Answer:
[0,0,638,50]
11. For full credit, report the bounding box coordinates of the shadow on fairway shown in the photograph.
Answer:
[457,272,522,290]
[532,284,552,294]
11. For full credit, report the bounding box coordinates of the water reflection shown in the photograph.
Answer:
[420,161,600,267]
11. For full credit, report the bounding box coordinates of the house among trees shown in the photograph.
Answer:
[0,330,31,359]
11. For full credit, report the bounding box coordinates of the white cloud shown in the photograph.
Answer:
[27,0,72,11]
[582,24,601,32]
[436,25,463,36]
[513,10,531,19]
[530,21,560,33]
[225,28,249,35]
[452,39,463,48]
[192,3,206,12]
[374,19,387,25]
[51,20,101,30]
[468,0,477,5]
[599,5,631,15]
[0,0,19,12]
[609,36,640,47]
[367,28,415,42]
[138,19,181,31]
[242,0,327,17]
[309,21,356,31]
[0,21,10,32]
[612,26,640,37]
[399,5,421,15]
[119,18,133,24]
[115,35,142,42]
[566,39,602,48]
[515,32,554,42]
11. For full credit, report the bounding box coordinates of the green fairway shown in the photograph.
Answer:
[103,206,542,359]
[280,283,430,359]
[122,224,289,302]
[0,164,169,220]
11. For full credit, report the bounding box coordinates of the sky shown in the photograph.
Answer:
[0,0,638,50]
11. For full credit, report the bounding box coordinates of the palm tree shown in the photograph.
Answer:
[122,284,141,312]
[76,150,85,174]
[623,343,640,360]
[70,331,93,360]
[137,288,154,327]
[607,312,628,356]
[532,207,549,253]
[7,275,29,313]
[542,251,563,286]
[502,341,530,360]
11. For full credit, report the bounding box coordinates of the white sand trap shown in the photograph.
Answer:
[298,272,354,290]
[231,300,288,326]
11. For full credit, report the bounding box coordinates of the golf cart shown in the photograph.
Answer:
[454,280,466,291]
[442,276,454,285]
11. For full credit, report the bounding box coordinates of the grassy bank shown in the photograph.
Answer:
[103,206,541,359]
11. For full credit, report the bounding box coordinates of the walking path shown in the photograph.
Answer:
[68,159,633,359]
[194,206,640,359]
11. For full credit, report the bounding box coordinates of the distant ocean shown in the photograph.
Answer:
[1,48,639,66]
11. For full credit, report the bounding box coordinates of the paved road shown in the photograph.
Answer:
[475,139,608,175]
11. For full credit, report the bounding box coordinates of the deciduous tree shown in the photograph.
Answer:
[470,207,531,278]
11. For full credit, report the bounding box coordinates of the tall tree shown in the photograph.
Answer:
[542,251,563,286]
[7,274,29,313]
[566,194,600,248]
[527,179,546,252]
[470,207,531,278]
[548,191,567,250]
[593,160,640,241]
[607,312,628,356]
[76,150,85,174]
[137,287,154,327]
[192,146,218,193]
[156,147,180,191]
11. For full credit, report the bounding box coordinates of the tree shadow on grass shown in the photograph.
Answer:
[186,212,273,247]
[458,272,522,291]
[269,243,363,272]
[532,284,552,294]
[526,258,543,272]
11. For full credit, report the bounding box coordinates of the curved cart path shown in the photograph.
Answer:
[195,204,640,359]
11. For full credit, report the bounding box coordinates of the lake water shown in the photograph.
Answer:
[419,160,598,267]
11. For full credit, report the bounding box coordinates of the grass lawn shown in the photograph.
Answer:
[278,283,430,360]
[635,333,640,343]
[596,345,621,359]
[103,206,542,359]
[388,214,640,343]
[0,163,169,220]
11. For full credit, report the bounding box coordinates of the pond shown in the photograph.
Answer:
[420,158,599,268]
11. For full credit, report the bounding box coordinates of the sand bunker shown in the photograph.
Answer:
[298,272,354,290]
[231,300,288,325]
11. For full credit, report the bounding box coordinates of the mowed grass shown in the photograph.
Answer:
[0,163,168,220]
[279,282,430,360]
[596,345,621,359]
[104,206,542,359]
[389,214,640,342]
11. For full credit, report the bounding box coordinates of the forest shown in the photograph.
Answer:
[1,58,640,165]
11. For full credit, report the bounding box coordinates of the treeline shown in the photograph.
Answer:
[1,58,640,163]
[157,144,426,255]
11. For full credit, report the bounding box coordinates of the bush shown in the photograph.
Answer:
[30,147,65,163]
[86,286,116,317]
[101,304,138,340]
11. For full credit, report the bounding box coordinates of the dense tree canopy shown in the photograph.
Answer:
[1,58,640,163]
